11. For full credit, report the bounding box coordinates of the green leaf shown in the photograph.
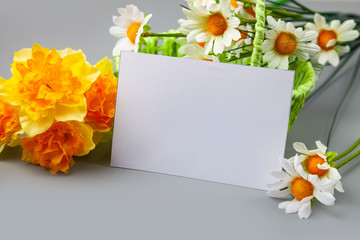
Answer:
[143,25,152,33]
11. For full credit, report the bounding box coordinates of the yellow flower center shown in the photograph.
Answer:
[207,13,228,36]
[318,30,337,51]
[306,155,328,176]
[231,0,239,8]
[275,32,297,55]
[291,177,314,201]
[127,22,141,44]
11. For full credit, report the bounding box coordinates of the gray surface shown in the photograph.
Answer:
[0,1,360,239]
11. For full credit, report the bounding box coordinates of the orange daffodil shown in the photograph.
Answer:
[84,57,118,133]
[0,44,100,137]
[305,13,360,67]
[22,121,95,174]
[263,16,320,70]
[181,0,241,55]
[110,5,152,56]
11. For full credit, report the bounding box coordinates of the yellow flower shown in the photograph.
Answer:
[22,121,95,174]
[84,57,117,133]
[0,44,100,137]
[0,77,22,153]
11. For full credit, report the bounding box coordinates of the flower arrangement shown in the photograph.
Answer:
[0,0,359,219]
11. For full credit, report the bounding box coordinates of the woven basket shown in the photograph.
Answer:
[116,0,316,130]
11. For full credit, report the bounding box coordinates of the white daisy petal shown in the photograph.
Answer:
[295,49,310,61]
[335,45,350,54]
[314,189,335,206]
[315,141,327,154]
[279,200,294,209]
[318,52,329,65]
[302,30,318,41]
[294,155,308,179]
[328,167,341,181]
[267,189,291,198]
[267,180,290,190]
[317,162,330,170]
[335,181,344,193]
[285,201,302,214]
[328,50,340,67]
[337,30,360,42]
[293,142,311,155]
[213,37,224,54]
[337,19,356,33]
[281,157,298,177]
[109,26,127,38]
[298,201,312,219]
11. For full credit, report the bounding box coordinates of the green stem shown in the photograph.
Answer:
[237,0,256,6]
[143,32,186,38]
[228,51,253,62]
[326,53,360,147]
[332,138,360,162]
[335,149,360,169]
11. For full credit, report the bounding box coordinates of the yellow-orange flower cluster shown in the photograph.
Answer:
[0,78,22,152]
[22,121,95,174]
[84,57,117,132]
[0,44,118,174]
[0,44,100,137]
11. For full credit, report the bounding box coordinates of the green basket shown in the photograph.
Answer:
[115,0,315,130]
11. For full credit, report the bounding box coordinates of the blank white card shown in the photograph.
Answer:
[111,51,294,190]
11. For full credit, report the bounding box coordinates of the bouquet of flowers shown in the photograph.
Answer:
[0,0,359,219]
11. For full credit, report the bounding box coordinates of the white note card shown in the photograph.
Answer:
[111,51,294,190]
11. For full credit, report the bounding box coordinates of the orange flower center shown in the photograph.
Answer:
[231,0,239,8]
[127,22,141,44]
[197,42,206,48]
[291,177,314,201]
[207,13,228,36]
[245,7,256,18]
[306,155,328,176]
[318,30,337,51]
[275,32,297,55]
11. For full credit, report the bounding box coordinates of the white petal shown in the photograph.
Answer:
[318,51,329,65]
[328,167,341,181]
[298,202,312,219]
[328,50,340,67]
[213,37,224,55]
[285,201,302,214]
[335,181,344,192]
[307,174,319,184]
[267,181,290,190]
[227,17,240,28]
[315,141,327,154]
[204,37,214,54]
[337,30,360,42]
[279,200,294,209]
[297,43,320,55]
[337,19,356,33]
[267,189,291,198]
[263,40,275,53]
[330,20,341,30]
[294,155,308,179]
[278,56,289,70]
[267,16,278,30]
[335,45,350,54]
[317,162,330,170]
[187,28,204,43]
[326,39,336,48]
[281,157,297,177]
[316,178,336,192]
[314,190,335,206]
[305,22,315,31]
[302,30,318,42]
[109,26,127,38]
[295,49,310,61]
[196,32,210,43]
[293,142,311,155]
[314,13,326,27]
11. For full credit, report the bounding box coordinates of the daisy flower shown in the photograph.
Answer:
[263,16,320,70]
[293,141,344,192]
[181,0,241,55]
[230,0,256,19]
[183,44,219,61]
[109,5,152,56]
[305,13,360,67]
[267,155,336,219]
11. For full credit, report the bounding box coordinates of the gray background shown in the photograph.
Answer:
[1,1,360,239]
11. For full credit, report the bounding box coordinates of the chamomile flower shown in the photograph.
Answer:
[109,5,152,56]
[230,0,256,19]
[183,44,219,61]
[263,16,320,70]
[267,155,336,219]
[293,141,344,192]
[181,0,241,55]
[305,13,360,67]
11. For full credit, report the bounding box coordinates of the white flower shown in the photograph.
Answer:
[293,140,344,192]
[183,44,219,61]
[267,155,336,219]
[305,13,359,67]
[227,24,253,59]
[230,0,256,19]
[109,5,152,56]
[263,16,320,70]
[181,0,241,55]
